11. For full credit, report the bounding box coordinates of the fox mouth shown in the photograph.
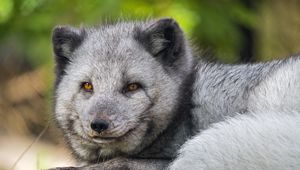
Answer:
[89,126,135,144]
[91,136,117,143]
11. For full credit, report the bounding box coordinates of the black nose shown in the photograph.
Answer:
[90,119,109,133]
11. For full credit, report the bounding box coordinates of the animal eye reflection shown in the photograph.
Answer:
[81,82,93,92]
[124,83,142,93]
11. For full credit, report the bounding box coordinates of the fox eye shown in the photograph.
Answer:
[124,83,142,93]
[81,82,93,92]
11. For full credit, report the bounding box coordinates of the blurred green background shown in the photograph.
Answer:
[1,0,300,169]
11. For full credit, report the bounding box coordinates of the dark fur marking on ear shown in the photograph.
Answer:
[52,27,86,58]
[134,18,185,67]
[52,26,86,87]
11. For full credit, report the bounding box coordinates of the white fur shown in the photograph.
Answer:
[169,111,300,170]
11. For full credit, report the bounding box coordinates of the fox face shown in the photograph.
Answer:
[52,18,193,163]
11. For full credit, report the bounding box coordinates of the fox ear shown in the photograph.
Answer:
[135,18,186,66]
[52,26,86,79]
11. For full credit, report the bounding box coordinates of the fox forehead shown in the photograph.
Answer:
[70,42,157,74]
[75,37,145,62]
[67,31,161,81]
[75,22,144,56]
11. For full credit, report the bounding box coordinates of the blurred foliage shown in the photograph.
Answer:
[0,0,13,23]
[0,0,258,67]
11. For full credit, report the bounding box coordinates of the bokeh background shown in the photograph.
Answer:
[1,0,300,169]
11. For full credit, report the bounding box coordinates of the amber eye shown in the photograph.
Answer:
[82,82,93,92]
[125,83,141,92]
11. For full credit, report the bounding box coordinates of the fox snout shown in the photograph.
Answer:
[86,104,115,135]
[85,103,133,139]
[90,118,109,133]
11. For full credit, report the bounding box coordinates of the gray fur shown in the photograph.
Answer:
[192,61,282,130]
[52,18,300,169]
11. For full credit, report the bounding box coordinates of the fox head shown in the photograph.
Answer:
[52,18,193,163]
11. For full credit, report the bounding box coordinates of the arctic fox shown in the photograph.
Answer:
[51,18,300,169]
